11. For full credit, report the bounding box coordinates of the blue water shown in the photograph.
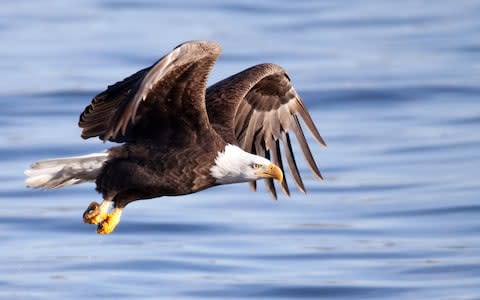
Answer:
[1,1,480,299]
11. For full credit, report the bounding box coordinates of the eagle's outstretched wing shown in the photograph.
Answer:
[79,40,221,144]
[206,63,326,199]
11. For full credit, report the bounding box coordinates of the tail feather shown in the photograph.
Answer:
[25,152,109,189]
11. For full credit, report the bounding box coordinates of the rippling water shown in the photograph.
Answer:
[1,1,479,299]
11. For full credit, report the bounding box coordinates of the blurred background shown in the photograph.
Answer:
[1,1,479,299]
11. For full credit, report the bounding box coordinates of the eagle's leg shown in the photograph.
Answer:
[96,207,123,235]
[95,190,144,235]
[83,198,112,225]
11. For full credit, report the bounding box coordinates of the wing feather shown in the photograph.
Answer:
[292,99,327,146]
[241,111,264,150]
[291,116,323,180]
[248,180,257,192]
[281,131,306,193]
[270,138,290,196]
[79,41,221,143]
[263,149,278,199]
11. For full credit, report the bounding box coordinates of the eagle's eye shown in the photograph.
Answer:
[251,163,262,169]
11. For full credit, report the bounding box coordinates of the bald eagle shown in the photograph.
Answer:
[25,41,326,234]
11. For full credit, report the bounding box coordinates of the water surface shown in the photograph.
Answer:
[1,1,479,299]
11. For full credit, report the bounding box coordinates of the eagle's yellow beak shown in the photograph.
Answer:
[255,163,283,182]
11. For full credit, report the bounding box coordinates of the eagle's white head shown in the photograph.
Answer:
[210,144,283,184]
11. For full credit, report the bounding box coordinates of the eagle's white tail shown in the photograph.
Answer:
[25,152,109,189]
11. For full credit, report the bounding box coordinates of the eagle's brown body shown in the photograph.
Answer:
[97,140,223,208]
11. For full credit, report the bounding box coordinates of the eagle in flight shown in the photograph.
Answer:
[25,41,326,234]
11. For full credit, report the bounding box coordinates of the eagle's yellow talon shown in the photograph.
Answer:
[83,201,101,224]
[96,208,122,235]
[83,201,111,224]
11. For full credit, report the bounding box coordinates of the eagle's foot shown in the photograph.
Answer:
[83,200,111,225]
[97,208,122,235]
[83,202,101,224]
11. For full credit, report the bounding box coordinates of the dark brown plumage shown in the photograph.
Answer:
[26,40,325,234]
[78,40,325,205]
[80,41,227,208]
